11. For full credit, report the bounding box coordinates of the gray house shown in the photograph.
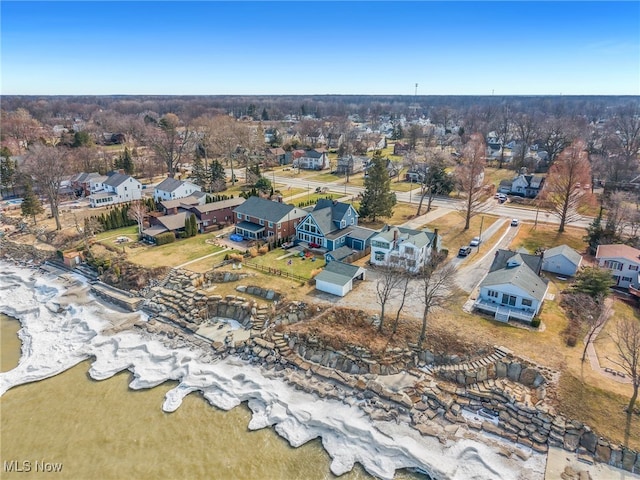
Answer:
[541,245,582,277]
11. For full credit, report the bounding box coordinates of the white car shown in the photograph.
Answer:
[470,236,481,247]
[510,218,519,226]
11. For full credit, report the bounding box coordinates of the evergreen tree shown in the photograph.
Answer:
[0,150,16,196]
[359,151,396,222]
[261,108,269,121]
[20,182,44,224]
[191,154,209,190]
[209,159,226,192]
[584,207,604,255]
[120,147,134,174]
[255,177,272,193]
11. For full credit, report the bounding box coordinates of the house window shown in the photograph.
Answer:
[268,222,273,228]
[371,240,389,249]
[374,251,385,261]
[259,219,264,226]
[623,276,633,282]
[277,223,281,229]
[630,265,639,271]
[341,220,346,228]
[501,294,517,306]
[522,298,532,307]
[405,246,414,256]
[604,260,623,271]
[488,290,498,298]
[237,214,243,220]
[350,218,354,225]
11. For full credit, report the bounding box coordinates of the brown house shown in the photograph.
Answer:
[190,197,245,233]
[233,196,307,242]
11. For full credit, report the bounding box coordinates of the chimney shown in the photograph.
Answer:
[433,228,438,247]
[393,229,398,242]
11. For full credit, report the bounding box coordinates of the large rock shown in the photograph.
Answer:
[595,443,611,463]
[519,367,538,387]
[579,431,598,453]
[564,433,580,452]
[507,362,522,382]
[496,361,507,378]
[622,448,637,472]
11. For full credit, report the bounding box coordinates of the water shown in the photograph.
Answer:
[0,314,377,480]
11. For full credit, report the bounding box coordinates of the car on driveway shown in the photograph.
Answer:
[458,246,472,257]
[281,241,295,249]
[470,236,481,247]
[510,218,519,226]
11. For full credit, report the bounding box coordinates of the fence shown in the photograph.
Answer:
[342,246,371,264]
[244,261,309,283]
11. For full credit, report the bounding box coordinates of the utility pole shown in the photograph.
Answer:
[478,216,484,252]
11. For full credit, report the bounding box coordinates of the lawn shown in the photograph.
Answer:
[243,247,325,280]
[95,225,139,243]
[427,212,501,251]
[354,201,421,231]
[291,193,341,208]
[510,223,587,253]
[484,167,517,189]
[595,298,639,372]
[123,232,227,268]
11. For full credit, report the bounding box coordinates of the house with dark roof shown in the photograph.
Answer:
[314,260,366,297]
[88,172,142,208]
[295,199,377,251]
[541,245,582,277]
[369,225,441,273]
[70,172,101,197]
[336,155,368,175]
[154,177,202,202]
[233,196,307,242]
[294,149,329,170]
[474,249,549,323]
[497,173,545,198]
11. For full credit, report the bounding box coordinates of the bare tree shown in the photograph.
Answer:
[539,140,592,232]
[416,151,451,216]
[604,191,634,239]
[375,262,407,333]
[392,273,412,335]
[538,117,574,166]
[582,299,610,363]
[127,200,149,236]
[513,112,538,167]
[207,115,251,187]
[493,103,512,169]
[608,105,640,177]
[456,133,487,230]
[23,144,70,230]
[418,253,456,348]
[1,108,42,153]
[150,113,193,176]
[611,317,640,413]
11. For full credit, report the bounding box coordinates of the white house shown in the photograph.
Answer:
[369,226,440,273]
[88,172,142,208]
[294,150,329,170]
[314,261,366,297]
[154,178,202,202]
[595,244,640,289]
[474,250,549,323]
[541,245,582,277]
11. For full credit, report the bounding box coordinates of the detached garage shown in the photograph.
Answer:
[541,245,582,277]
[314,261,366,297]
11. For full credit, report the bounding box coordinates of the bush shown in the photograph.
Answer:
[249,247,259,258]
[156,232,176,246]
[258,245,269,255]
[228,253,243,263]
[440,248,449,257]
[566,335,577,347]
[530,318,541,328]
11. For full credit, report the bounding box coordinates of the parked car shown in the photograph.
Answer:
[308,242,321,249]
[281,241,295,249]
[470,236,481,247]
[458,246,472,257]
[510,218,519,226]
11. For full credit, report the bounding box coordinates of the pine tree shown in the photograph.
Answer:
[121,147,134,174]
[209,160,226,192]
[20,182,44,224]
[359,151,396,222]
[0,149,16,196]
[191,154,209,190]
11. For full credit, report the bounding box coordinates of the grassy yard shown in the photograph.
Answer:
[244,247,325,280]
[122,233,226,268]
[291,193,341,208]
[427,212,501,251]
[484,167,517,189]
[510,223,587,253]
[94,225,139,243]
[355,202,422,231]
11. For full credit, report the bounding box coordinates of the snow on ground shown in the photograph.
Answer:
[0,262,546,480]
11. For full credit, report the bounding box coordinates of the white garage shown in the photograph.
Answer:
[314,261,366,297]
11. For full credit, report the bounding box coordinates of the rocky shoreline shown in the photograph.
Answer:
[2,238,638,476]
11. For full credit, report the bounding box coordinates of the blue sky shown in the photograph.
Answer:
[2,1,639,95]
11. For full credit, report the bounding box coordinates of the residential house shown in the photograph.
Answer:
[497,173,545,198]
[326,132,344,149]
[595,244,640,289]
[393,142,410,155]
[89,175,109,194]
[336,155,368,175]
[363,158,400,178]
[296,199,377,251]
[369,225,440,273]
[141,211,192,243]
[233,196,307,241]
[265,147,286,165]
[88,172,142,208]
[541,245,582,277]
[294,149,330,171]
[190,197,245,232]
[314,261,366,297]
[154,178,202,202]
[474,250,549,323]
[70,172,101,197]
[159,195,204,215]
